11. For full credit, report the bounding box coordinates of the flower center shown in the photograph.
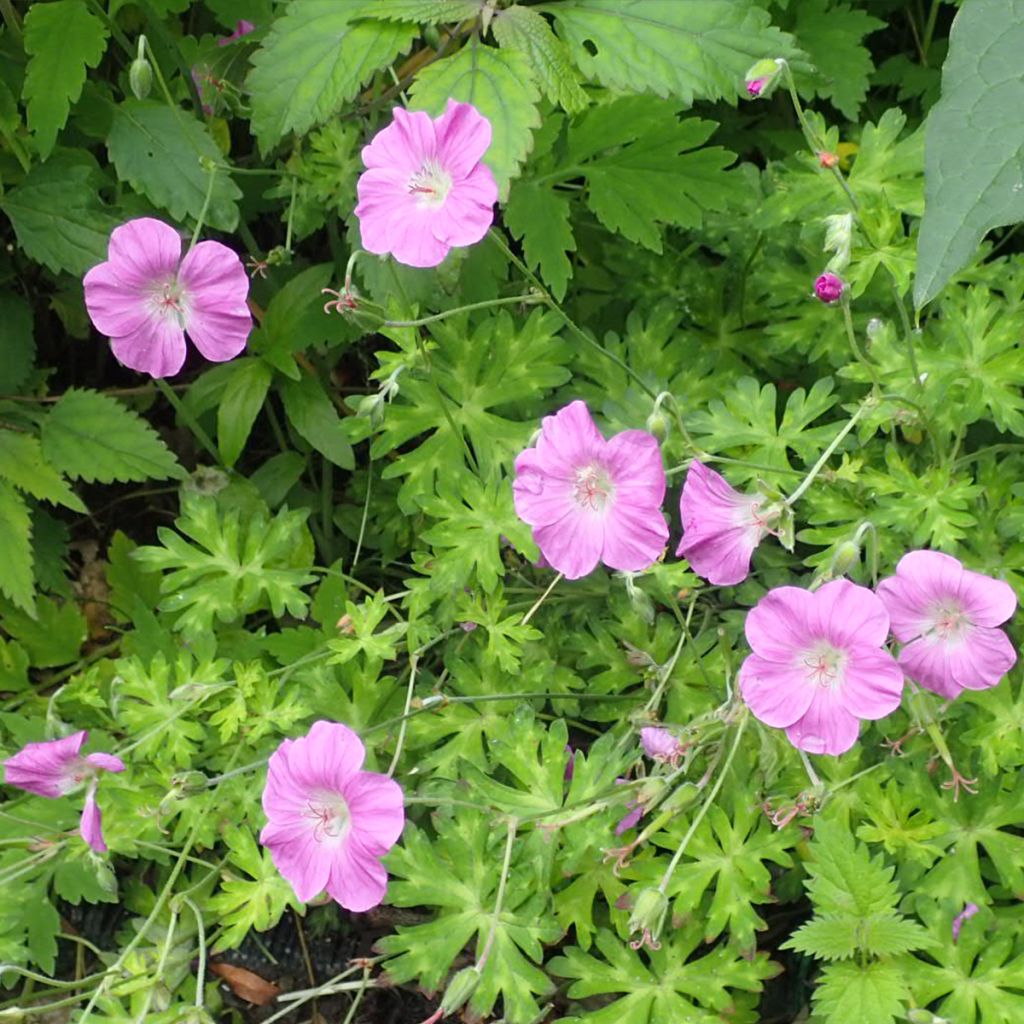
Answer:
[928,599,969,643]
[304,792,350,844]
[407,159,453,208]
[573,463,614,512]
[149,276,188,328]
[801,640,846,689]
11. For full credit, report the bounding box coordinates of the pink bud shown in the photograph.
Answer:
[814,272,845,304]
[746,78,766,98]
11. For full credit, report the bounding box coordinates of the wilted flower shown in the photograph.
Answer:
[877,551,1017,700]
[354,100,498,268]
[84,218,252,378]
[513,401,669,580]
[217,19,255,45]
[814,272,845,304]
[260,721,404,911]
[677,460,773,585]
[951,902,980,943]
[628,887,668,950]
[3,731,125,852]
[738,580,904,755]
[640,726,684,766]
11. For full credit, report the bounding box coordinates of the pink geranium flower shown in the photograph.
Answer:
[84,218,252,378]
[738,580,904,755]
[640,726,683,766]
[877,551,1017,699]
[3,731,125,852]
[513,401,669,580]
[354,99,498,268]
[260,721,405,912]
[677,461,771,586]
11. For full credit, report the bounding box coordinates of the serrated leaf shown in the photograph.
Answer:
[107,100,241,231]
[814,960,909,1024]
[505,179,575,300]
[543,0,800,105]
[247,2,416,150]
[792,0,884,120]
[0,154,117,276]
[0,431,84,512]
[492,5,588,114]
[0,293,36,394]
[360,0,480,21]
[217,358,272,468]
[42,389,185,484]
[915,1,1024,307]
[279,373,355,469]
[1,595,87,667]
[409,41,541,196]
[0,482,33,612]
[23,0,108,158]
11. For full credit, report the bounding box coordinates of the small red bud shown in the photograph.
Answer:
[814,272,845,304]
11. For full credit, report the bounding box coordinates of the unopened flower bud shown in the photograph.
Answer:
[814,272,845,304]
[743,58,782,99]
[129,57,153,100]
[169,770,208,794]
[818,151,839,169]
[830,539,861,578]
[640,726,683,765]
[628,887,668,950]
[439,967,480,1016]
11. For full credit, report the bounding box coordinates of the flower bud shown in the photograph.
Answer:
[628,887,668,950]
[439,967,480,1016]
[818,150,839,169]
[814,272,845,304]
[829,538,861,578]
[743,58,782,99]
[129,57,153,100]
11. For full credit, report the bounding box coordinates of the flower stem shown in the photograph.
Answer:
[188,163,219,254]
[383,293,543,328]
[154,377,223,466]
[478,818,517,970]
[521,573,563,625]
[658,708,747,894]
[784,399,870,506]
[182,897,207,1010]
[387,654,419,777]
[841,295,882,394]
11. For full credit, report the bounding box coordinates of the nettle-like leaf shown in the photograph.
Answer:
[653,785,795,949]
[107,101,242,232]
[370,309,571,512]
[812,960,910,1024]
[247,1,417,150]
[42,388,185,484]
[0,153,117,276]
[0,481,33,612]
[22,0,108,158]
[409,39,541,196]
[133,496,316,639]
[542,0,799,105]
[0,430,84,512]
[492,5,588,114]
[791,0,884,120]
[362,0,481,22]
[915,0,1024,307]
[208,825,302,952]
[689,376,841,482]
[380,807,561,1024]
[550,924,777,1024]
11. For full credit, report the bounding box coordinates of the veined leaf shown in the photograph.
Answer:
[107,101,242,231]
[0,432,85,512]
[915,0,1024,307]
[409,41,541,196]
[279,372,355,469]
[217,358,273,468]
[247,2,416,150]
[0,294,35,395]
[814,961,909,1024]
[41,388,186,484]
[23,0,108,159]
[542,0,799,105]
[0,482,33,612]
[355,0,480,21]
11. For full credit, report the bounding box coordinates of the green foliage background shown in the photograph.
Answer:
[1,1,1023,1023]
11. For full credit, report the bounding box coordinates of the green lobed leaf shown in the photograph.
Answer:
[1,595,87,668]
[247,2,417,150]
[492,5,588,114]
[278,372,355,470]
[0,153,117,276]
[915,0,1024,307]
[0,482,33,613]
[22,0,109,159]
[0,431,85,512]
[505,177,576,300]
[41,389,186,484]
[409,40,541,197]
[542,0,800,105]
[217,358,273,468]
[107,100,242,231]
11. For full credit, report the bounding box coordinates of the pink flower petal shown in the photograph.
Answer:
[809,579,890,648]
[362,107,437,174]
[957,568,1017,627]
[513,449,576,528]
[296,721,366,791]
[110,316,188,379]
[876,574,931,642]
[79,786,107,852]
[744,586,816,661]
[344,771,406,851]
[375,202,452,268]
[178,240,252,363]
[534,401,605,472]
[838,646,904,720]
[84,752,125,774]
[604,430,667,509]
[785,689,861,755]
[949,625,1016,690]
[739,653,816,728]
[83,261,154,338]
[428,168,498,248]
[678,527,756,586]
[898,636,960,699]
[105,217,182,286]
[533,510,603,579]
[326,837,389,911]
[434,99,493,179]
[265,831,333,903]
[601,502,668,573]
[2,731,88,798]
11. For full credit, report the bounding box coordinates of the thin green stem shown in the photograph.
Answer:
[182,898,207,1009]
[154,378,222,466]
[352,447,373,569]
[386,653,418,777]
[658,709,747,893]
[521,573,563,625]
[785,400,870,506]
[383,294,543,328]
[841,298,882,394]
[188,164,219,253]
[134,904,179,1021]
[478,819,517,969]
